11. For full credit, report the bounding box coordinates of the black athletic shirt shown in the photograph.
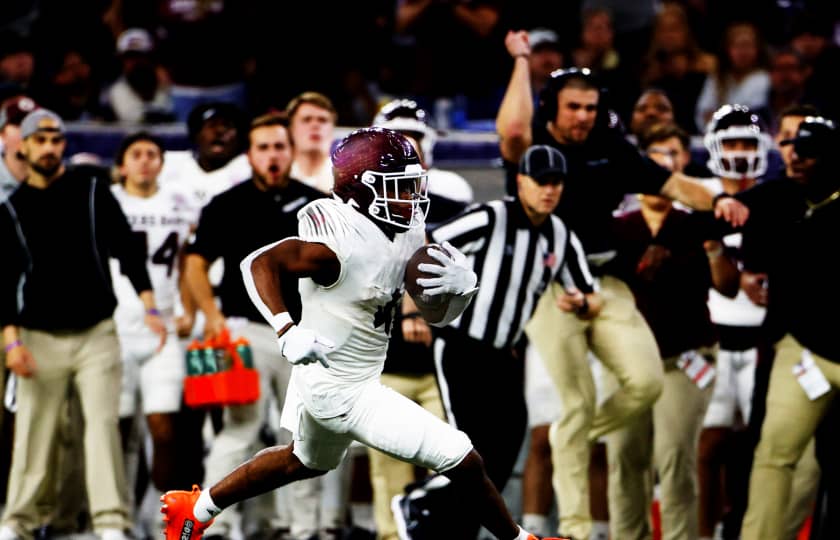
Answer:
[737,177,840,362]
[186,178,324,323]
[0,165,152,331]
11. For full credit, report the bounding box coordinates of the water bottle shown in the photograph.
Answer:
[185,340,204,375]
[202,341,218,373]
[214,345,232,372]
[233,337,254,369]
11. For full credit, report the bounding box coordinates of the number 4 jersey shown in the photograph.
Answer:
[110,183,197,335]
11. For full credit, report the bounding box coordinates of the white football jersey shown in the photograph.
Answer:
[700,178,766,328]
[110,183,196,334]
[158,150,250,288]
[290,159,334,194]
[428,167,473,203]
[291,197,425,418]
[158,150,251,209]
[707,231,766,327]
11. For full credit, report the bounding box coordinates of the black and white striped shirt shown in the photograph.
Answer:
[429,197,594,349]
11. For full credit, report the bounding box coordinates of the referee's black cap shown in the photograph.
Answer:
[519,145,567,185]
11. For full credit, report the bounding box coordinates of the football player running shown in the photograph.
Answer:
[160,127,566,540]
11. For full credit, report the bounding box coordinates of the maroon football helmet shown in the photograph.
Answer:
[332,127,429,230]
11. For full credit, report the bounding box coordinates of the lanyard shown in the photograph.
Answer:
[804,188,840,219]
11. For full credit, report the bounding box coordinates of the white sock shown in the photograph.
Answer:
[522,514,550,537]
[590,520,609,540]
[514,525,532,540]
[193,488,222,523]
[99,529,126,540]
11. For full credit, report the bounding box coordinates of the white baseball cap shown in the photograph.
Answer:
[116,28,154,54]
[528,28,561,52]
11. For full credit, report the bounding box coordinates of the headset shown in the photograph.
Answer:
[536,67,602,125]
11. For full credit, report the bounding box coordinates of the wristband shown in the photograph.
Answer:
[146,308,161,316]
[514,53,530,59]
[4,340,22,353]
[403,312,423,320]
[270,312,294,333]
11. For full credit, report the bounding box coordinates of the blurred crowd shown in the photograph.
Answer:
[1,0,839,132]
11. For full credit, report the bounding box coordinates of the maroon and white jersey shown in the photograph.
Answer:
[110,183,195,334]
[294,197,423,418]
[158,150,251,209]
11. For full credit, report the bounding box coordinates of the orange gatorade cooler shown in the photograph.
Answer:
[184,329,260,407]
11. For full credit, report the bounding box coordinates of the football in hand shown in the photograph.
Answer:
[404,244,454,325]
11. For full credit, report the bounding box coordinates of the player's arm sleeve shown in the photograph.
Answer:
[240,204,345,330]
[239,238,296,329]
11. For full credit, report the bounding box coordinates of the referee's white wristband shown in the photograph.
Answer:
[270,312,293,333]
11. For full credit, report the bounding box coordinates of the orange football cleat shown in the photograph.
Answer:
[160,485,214,540]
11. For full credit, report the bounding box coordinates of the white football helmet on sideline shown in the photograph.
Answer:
[703,104,771,180]
[373,99,438,165]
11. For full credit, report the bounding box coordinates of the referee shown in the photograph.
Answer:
[429,145,598,500]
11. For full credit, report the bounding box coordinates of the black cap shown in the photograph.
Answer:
[519,145,567,184]
[780,116,837,159]
[186,101,246,141]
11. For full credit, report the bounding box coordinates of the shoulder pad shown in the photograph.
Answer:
[298,199,355,244]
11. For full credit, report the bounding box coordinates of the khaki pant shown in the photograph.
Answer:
[368,372,444,540]
[783,438,820,540]
[606,352,714,540]
[526,278,663,540]
[2,319,129,538]
[742,335,839,540]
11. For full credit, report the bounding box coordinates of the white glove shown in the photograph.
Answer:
[416,241,478,296]
[277,325,334,368]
